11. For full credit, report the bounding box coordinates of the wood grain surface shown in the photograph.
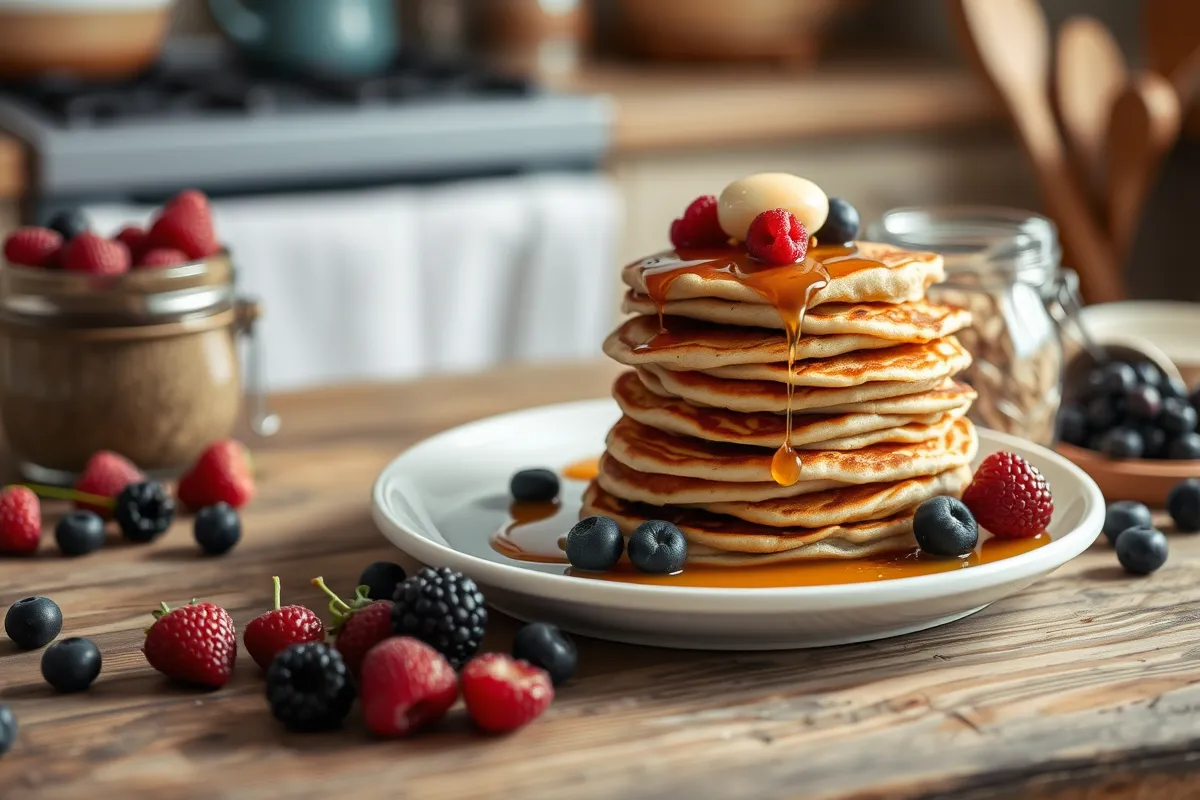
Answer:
[2,361,1200,800]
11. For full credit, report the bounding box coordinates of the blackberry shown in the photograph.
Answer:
[193,503,241,555]
[265,643,355,731]
[4,596,62,650]
[0,704,15,758]
[114,481,175,543]
[358,560,407,601]
[392,567,487,669]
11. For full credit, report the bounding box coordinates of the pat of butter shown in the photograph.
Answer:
[718,173,829,242]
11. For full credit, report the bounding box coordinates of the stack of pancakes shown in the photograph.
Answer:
[584,241,980,566]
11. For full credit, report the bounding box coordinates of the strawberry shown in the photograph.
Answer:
[74,451,143,519]
[136,248,190,269]
[148,193,218,260]
[962,451,1054,539]
[178,440,255,511]
[143,600,237,688]
[244,577,325,671]
[114,226,149,261]
[3,227,62,267]
[312,577,392,678]
[360,637,458,737]
[59,232,131,276]
[461,653,553,734]
[0,487,41,555]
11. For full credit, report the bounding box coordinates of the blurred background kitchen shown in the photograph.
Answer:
[0,0,1196,393]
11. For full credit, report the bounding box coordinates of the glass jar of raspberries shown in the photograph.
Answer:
[0,249,273,482]
[871,206,1084,447]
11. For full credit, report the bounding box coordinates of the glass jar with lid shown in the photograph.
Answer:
[869,206,1083,447]
[0,252,277,482]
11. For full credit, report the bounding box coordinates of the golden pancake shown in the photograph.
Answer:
[596,452,850,503]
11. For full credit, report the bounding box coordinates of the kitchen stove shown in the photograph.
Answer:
[0,40,612,221]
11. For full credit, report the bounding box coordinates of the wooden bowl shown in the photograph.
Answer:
[1055,442,1199,505]
[615,0,851,65]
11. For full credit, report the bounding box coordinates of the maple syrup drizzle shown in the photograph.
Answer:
[561,456,600,482]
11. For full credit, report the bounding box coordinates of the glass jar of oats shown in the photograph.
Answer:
[870,207,1081,447]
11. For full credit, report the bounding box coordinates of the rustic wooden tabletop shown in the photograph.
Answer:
[1,361,1198,800]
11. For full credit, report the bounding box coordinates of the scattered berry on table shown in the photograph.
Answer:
[913,496,979,557]
[669,195,728,249]
[74,451,143,519]
[114,226,149,261]
[1102,501,1154,545]
[266,642,356,732]
[391,566,487,669]
[244,577,324,671]
[509,468,560,504]
[462,652,554,734]
[3,227,62,267]
[313,577,393,678]
[1167,479,1200,532]
[814,197,860,245]
[0,705,15,757]
[1114,527,1168,575]
[137,248,190,269]
[143,600,237,688]
[4,596,62,650]
[114,481,175,543]
[1099,362,1138,396]
[565,515,624,572]
[46,209,90,241]
[59,232,130,276]
[148,192,220,260]
[1158,397,1197,436]
[358,561,407,601]
[1167,432,1200,461]
[178,439,255,511]
[627,519,688,573]
[512,622,577,686]
[1096,427,1144,459]
[1124,385,1163,421]
[746,209,808,265]
[55,511,106,557]
[0,486,41,555]
[1056,404,1087,446]
[961,451,1054,539]
[41,637,102,693]
[360,636,459,737]
[194,502,241,555]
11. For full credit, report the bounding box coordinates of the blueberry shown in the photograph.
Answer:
[1167,433,1200,460]
[1085,395,1119,431]
[193,502,241,555]
[627,520,688,574]
[1163,375,1189,399]
[0,704,15,757]
[1102,501,1153,545]
[1131,361,1163,388]
[1158,397,1198,435]
[1138,425,1168,459]
[565,516,624,571]
[1189,385,1200,414]
[114,481,175,543]
[510,468,560,503]
[913,496,979,557]
[1083,368,1108,399]
[40,637,102,693]
[815,197,860,245]
[512,622,577,686]
[1114,527,1168,575]
[4,596,62,650]
[358,560,407,601]
[1097,427,1144,459]
[1167,479,1200,531]
[54,511,106,557]
[46,209,89,241]
[1124,385,1162,421]
[1100,362,1138,395]
[1056,404,1087,446]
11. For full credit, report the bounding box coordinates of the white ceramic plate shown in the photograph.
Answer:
[371,400,1104,650]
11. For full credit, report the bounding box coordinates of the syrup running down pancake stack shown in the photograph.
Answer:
[583,174,979,566]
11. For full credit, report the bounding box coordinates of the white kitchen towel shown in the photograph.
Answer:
[85,173,620,391]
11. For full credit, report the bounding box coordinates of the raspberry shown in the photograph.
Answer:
[312,577,393,678]
[461,653,554,734]
[148,198,218,260]
[669,195,727,249]
[4,227,62,267]
[137,248,190,269]
[74,451,144,519]
[961,451,1054,539]
[115,226,149,261]
[59,232,131,276]
[746,209,808,265]
[0,487,41,555]
[360,637,458,737]
[166,189,211,215]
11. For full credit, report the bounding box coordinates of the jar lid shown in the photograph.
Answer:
[0,252,236,327]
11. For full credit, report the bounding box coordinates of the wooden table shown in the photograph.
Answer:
[2,362,1199,800]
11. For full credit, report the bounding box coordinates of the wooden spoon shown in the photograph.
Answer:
[1105,72,1182,259]
[949,0,1124,304]
[1055,15,1127,195]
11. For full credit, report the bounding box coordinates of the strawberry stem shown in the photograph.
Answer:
[16,483,117,509]
[272,576,281,611]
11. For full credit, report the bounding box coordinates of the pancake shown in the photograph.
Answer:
[696,337,971,387]
[605,415,978,484]
[597,452,851,503]
[614,371,975,448]
[622,295,972,342]
[604,315,899,368]
[621,242,944,309]
[583,482,918,558]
